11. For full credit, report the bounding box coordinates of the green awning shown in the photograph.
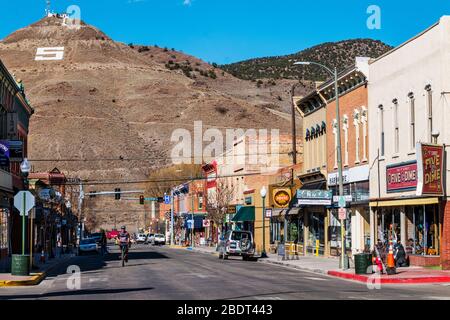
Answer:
[232,206,255,222]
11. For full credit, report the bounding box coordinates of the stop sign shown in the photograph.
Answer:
[14,191,35,216]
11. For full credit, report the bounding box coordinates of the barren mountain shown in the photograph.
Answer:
[0,16,305,229]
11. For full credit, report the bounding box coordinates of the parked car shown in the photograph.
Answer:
[147,233,155,244]
[217,230,256,261]
[153,234,166,245]
[136,233,147,244]
[90,232,102,244]
[78,238,99,255]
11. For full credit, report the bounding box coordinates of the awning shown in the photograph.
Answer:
[271,209,285,217]
[370,197,439,207]
[232,206,255,222]
[286,207,301,215]
[300,180,326,190]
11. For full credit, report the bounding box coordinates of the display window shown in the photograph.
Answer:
[307,212,325,254]
[406,205,440,256]
[0,208,8,250]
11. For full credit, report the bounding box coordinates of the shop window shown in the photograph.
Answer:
[379,105,385,156]
[408,92,415,150]
[407,205,440,256]
[393,99,399,154]
[307,212,325,254]
[425,85,432,143]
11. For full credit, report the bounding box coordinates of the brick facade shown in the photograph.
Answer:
[442,201,450,269]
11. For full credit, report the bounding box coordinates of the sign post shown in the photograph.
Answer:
[14,191,35,255]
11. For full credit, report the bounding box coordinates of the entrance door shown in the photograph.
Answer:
[308,212,325,255]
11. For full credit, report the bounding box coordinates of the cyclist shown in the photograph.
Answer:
[118,226,131,262]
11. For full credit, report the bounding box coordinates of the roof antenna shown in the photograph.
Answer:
[45,0,51,17]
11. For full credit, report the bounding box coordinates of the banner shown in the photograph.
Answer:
[416,143,444,196]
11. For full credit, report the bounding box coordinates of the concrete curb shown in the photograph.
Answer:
[0,254,75,287]
[328,270,450,284]
[257,258,329,275]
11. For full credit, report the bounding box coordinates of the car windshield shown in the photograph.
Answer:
[156,234,164,237]
[81,238,96,244]
[231,232,251,241]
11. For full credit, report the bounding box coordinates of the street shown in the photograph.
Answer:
[1,244,449,300]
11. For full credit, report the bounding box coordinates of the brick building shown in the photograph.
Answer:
[325,58,371,257]
[0,59,33,265]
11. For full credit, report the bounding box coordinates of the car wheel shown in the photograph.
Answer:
[223,253,228,260]
[218,252,223,259]
[242,255,248,261]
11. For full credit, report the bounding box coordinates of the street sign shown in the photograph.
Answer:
[14,191,35,216]
[338,208,346,220]
[338,196,346,208]
[164,195,171,204]
[145,197,158,201]
[265,209,272,218]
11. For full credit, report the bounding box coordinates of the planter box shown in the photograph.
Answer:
[409,255,440,267]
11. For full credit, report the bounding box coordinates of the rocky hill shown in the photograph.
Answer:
[221,39,393,81]
[0,16,307,230]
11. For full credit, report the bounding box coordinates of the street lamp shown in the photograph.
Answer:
[293,61,348,270]
[260,186,268,258]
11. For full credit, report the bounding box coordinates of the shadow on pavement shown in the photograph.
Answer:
[104,250,170,262]
[0,287,154,300]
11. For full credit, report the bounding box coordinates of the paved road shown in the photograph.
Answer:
[1,244,449,300]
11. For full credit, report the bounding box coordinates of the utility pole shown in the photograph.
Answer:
[78,181,84,241]
[170,190,174,245]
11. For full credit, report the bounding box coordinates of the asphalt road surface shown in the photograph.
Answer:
[1,244,450,300]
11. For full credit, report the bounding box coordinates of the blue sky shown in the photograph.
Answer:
[0,0,448,64]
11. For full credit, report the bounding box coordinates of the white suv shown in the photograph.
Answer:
[217,230,256,261]
[153,234,166,245]
[136,233,147,244]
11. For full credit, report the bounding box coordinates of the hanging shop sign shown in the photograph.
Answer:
[416,143,444,196]
[272,188,291,208]
[7,113,18,140]
[8,140,23,162]
[297,189,332,206]
[265,208,272,218]
[386,161,417,193]
[227,205,236,214]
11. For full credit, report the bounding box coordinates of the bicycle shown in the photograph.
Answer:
[120,244,128,267]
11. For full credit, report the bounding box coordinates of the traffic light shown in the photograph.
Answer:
[115,188,121,200]
[139,195,144,205]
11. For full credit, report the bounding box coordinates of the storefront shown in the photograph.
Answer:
[370,144,444,266]
[296,175,331,256]
[328,165,370,256]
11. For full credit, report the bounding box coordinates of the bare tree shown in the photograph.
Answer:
[206,179,234,229]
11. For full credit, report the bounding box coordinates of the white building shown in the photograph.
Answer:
[368,16,450,268]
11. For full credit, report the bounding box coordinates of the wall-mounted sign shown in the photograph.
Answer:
[416,143,444,196]
[0,141,10,167]
[272,188,291,208]
[265,209,272,218]
[297,189,332,206]
[245,196,252,205]
[386,161,417,193]
[328,165,369,186]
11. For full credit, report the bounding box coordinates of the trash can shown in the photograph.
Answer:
[11,254,30,276]
[354,253,372,274]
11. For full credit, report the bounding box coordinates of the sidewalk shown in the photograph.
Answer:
[260,253,339,274]
[0,253,74,287]
[176,245,450,284]
[329,267,450,284]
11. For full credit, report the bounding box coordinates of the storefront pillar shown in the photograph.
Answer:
[324,210,330,257]
[303,211,309,256]
[370,207,375,251]
[400,208,406,246]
